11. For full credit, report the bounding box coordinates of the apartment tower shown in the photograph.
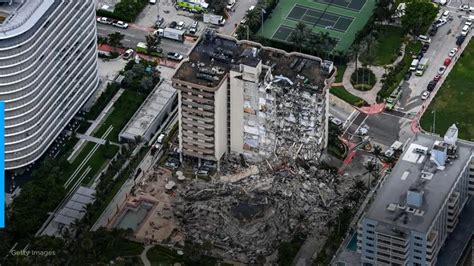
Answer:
[0,0,99,169]
[172,31,334,166]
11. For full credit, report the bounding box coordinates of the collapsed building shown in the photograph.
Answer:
[172,30,335,167]
[164,31,344,262]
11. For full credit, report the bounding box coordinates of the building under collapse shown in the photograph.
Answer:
[172,31,335,167]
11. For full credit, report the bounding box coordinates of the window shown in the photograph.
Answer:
[414,256,422,260]
[365,256,374,260]
[366,236,374,241]
[414,243,422,247]
[414,236,423,240]
[367,230,374,234]
[366,249,374,254]
[366,223,375,228]
[367,243,374,247]
[414,249,422,253]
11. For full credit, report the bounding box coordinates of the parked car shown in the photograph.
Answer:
[449,47,458,57]
[155,17,164,28]
[240,18,247,25]
[417,35,431,43]
[466,21,473,27]
[441,10,450,20]
[461,25,470,36]
[438,66,447,75]
[433,74,441,82]
[443,58,452,66]
[167,52,183,61]
[421,91,430,100]
[434,18,447,28]
[421,43,430,53]
[459,4,470,11]
[97,17,113,24]
[176,21,185,30]
[456,35,466,45]
[429,27,438,36]
[112,20,128,29]
[329,116,343,127]
[123,49,134,59]
[404,71,412,80]
[427,80,437,91]
[169,21,177,28]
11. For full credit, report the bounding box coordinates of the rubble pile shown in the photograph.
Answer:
[173,164,350,263]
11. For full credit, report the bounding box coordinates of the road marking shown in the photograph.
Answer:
[124,38,132,42]
[382,112,413,121]
[349,115,368,140]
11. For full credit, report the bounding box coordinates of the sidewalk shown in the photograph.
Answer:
[340,43,407,105]
[97,44,178,68]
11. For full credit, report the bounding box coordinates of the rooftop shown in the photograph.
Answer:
[119,78,177,141]
[172,30,333,90]
[366,130,474,234]
[0,0,54,39]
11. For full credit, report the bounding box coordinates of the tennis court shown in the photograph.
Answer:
[314,0,367,12]
[286,4,354,33]
[258,0,376,52]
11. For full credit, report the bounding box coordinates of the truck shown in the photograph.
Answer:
[203,14,226,26]
[177,0,208,13]
[409,59,419,71]
[415,58,429,76]
[385,86,402,110]
[156,28,185,42]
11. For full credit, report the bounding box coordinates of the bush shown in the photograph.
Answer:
[96,0,148,22]
[350,68,376,90]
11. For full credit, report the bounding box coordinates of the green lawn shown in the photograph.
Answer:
[147,245,183,265]
[420,42,474,140]
[258,0,376,51]
[330,86,368,107]
[93,89,147,142]
[334,64,347,83]
[361,26,405,66]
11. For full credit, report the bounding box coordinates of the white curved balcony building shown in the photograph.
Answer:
[0,0,99,169]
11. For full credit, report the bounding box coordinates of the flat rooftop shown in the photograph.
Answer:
[0,0,54,39]
[119,79,176,140]
[173,30,332,90]
[366,133,474,234]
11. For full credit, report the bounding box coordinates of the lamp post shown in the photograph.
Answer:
[261,8,266,37]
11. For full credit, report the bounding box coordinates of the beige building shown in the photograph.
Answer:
[172,31,335,167]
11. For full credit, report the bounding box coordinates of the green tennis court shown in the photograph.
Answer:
[258,0,375,52]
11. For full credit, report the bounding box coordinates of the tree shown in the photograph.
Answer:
[289,22,308,52]
[374,0,392,22]
[108,32,125,51]
[145,34,160,55]
[348,43,361,84]
[246,8,262,32]
[401,1,438,36]
[207,0,227,13]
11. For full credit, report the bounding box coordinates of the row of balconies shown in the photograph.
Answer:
[0,0,87,59]
[5,73,97,156]
[4,46,96,138]
[0,17,95,92]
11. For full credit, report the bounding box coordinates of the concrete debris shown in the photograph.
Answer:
[172,162,351,263]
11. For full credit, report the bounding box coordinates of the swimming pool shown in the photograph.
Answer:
[114,201,154,231]
[346,232,358,251]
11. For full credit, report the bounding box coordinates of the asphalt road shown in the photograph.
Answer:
[97,24,194,55]
[221,0,259,35]
[398,6,470,114]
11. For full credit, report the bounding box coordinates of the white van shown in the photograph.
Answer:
[461,25,470,36]
[150,0,156,4]
[417,35,431,43]
[157,133,166,144]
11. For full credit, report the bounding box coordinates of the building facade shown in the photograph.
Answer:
[0,0,99,169]
[171,31,334,165]
[357,125,474,266]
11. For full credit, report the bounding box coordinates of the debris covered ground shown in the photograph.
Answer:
[172,158,355,263]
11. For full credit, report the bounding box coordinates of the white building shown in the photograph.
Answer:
[0,0,99,169]
[357,125,474,266]
[171,31,334,166]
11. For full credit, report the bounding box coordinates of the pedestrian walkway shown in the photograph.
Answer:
[359,103,385,114]
[76,134,106,145]
[340,43,407,105]
[140,245,152,266]
[97,44,178,68]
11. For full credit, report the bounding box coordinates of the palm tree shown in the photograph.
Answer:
[348,43,361,84]
[372,145,383,162]
[307,32,322,56]
[108,32,124,52]
[246,9,261,32]
[289,22,308,52]
[145,34,158,55]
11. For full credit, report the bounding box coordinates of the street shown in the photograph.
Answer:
[221,0,259,35]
